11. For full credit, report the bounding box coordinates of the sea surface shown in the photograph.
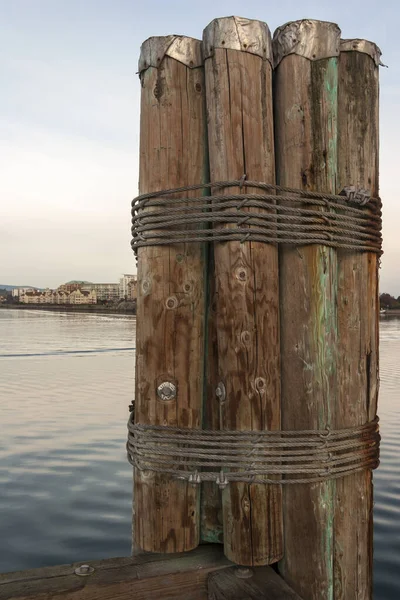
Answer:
[0,308,399,598]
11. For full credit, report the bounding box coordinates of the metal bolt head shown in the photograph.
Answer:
[215,382,226,402]
[157,381,177,401]
[74,564,95,576]
[235,567,253,579]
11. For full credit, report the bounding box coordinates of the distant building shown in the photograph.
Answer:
[81,283,119,302]
[58,281,91,293]
[21,291,40,304]
[119,274,137,300]
[20,288,96,305]
[69,289,97,305]
[12,287,35,298]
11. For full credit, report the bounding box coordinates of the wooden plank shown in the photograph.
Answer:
[273,20,341,599]
[0,546,232,600]
[203,16,282,566]
[333,40,380,600]
[208,566,303,599]
[134,36,208,552]
[0,545,232,600]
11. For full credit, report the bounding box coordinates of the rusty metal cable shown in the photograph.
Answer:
[131,180,382,254]
[126,414,380,487]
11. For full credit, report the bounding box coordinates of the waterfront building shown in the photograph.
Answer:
[69,289,97,305]
[81,283,119,302]
[12,287,35,298]
[119,274,137,300]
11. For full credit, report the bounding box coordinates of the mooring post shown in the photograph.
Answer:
[203,16,282,566]
[273,19,341,598]
[201,248,224,544]
[134,35,208,553]
[334,39,381,599]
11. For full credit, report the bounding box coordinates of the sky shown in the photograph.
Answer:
[0,0,398,292]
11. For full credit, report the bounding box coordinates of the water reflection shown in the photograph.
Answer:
[0,309,399,599]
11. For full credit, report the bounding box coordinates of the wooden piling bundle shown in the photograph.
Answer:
[130,15,382,599]
[203,16,282,567]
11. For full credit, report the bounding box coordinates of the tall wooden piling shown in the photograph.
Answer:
[203,16,282,566]
[334,39,380,599]
[134,35,208,553]
[201,252,224,544]
[273,20,340,598]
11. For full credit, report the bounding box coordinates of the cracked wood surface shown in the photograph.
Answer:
[204,40,282,566]
[274,31,339,600]
[134,39,208,553]
[333,46,380,600]
[0,545,231,600]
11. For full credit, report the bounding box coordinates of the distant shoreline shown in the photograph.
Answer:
[0,303,136,315]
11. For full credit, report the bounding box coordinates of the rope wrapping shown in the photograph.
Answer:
[131,180,382,254]
[127,414,380,486]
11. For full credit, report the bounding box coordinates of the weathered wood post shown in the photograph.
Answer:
[273,20,340,598]
[203,16,282,566]
[334,38,381,599]
[133,35,208,553]
[201,255,224,544]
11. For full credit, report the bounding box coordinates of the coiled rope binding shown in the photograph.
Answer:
[127,414,380,487]
[131,179,382,255]
[129,180,381,485]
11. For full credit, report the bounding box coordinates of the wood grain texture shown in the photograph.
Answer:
[334,46,380,600]
[134,39,208,553]
[201,247,224,544]
[273,22,340,599]
[204,27,282,566]
[0,546,232,600]
[208,566,304,599]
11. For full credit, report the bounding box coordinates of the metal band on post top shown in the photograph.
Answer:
[138,35,202,74]
[272,19,340,67]
[340,39,384,67]
[202,15,273,64]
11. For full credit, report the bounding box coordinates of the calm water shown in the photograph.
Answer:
[0,309,399,598]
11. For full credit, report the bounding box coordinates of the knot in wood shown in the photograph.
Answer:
[241,331,252,345]
[255,377,266,392]
[235,267,247,282]
[165,296,178,310]
[142,279,151,294]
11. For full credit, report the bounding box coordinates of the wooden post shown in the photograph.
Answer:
[273,20,340,598]
[203,16,282,566]
[134,35,208,553]
[334,39,381,599]
[201,250,224,544]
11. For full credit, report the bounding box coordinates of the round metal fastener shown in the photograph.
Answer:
[235,567,253,579]
[157,381,177,401]
[74,564,95,576]
[215,382,226,402]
